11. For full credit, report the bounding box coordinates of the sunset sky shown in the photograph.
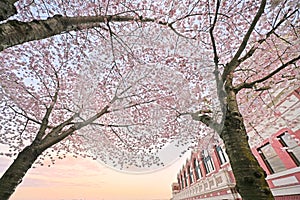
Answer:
[0,150,190,200]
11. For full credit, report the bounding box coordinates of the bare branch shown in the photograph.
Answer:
[37,105,110,150]
[209,0,221,66]
[234,54,300,92]
[110,127,127,146]
[20,119,29,137]
[222,0,266,81]
[109,99,157,112]
[33,86,59,142]
[249,122,264,140]
[11,79,48,108]
[6,104,43,126]
[90,122,143,128]
[208,0,227,118]
[236,9,298,65]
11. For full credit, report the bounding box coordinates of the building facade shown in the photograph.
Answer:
[171,142,242,200]
[171,88,300,200]
[251,88,300,199]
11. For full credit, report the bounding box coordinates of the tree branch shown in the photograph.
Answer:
[0,14,167,52]
[0,0,18,21]
[208,0,227,119]
[33,86,59,143]
[109,98,157,112]
[6,104,44,127]
[37,105,110,150]
[209,0,221,67]
[90,122,143,128]
[236,9,298,65]
[110,127,127,146]
[234,54,300,92]
[190,111,222,134]
[222,0,266,81]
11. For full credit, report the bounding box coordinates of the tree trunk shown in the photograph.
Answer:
[220,87,273,199]
[0,145,42,200]
[0,15,158,52]
[0,0,18,21]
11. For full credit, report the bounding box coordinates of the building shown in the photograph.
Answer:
[171,135,242,200]
[251,87,300,199]
[171,88,300,200]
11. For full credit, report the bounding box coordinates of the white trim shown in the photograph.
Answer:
[266,167,300,180]
[272,176,298,186]
[172,169,238,200]
[196,193,242,200]
[271,185,300,196]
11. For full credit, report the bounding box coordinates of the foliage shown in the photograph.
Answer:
[0,0,299,199]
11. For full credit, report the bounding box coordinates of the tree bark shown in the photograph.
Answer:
[220,82,273,199]
[0,15,156,52]
[0,0,18,21]
[0,145,43,200]
[0,106,109,199]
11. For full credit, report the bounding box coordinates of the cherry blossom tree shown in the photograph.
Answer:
[0,0,299,200]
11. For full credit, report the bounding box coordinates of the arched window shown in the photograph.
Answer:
[180,174,184,189]
[193,158,202,180]
[188,165,194,184]
[202,149,215,174]
[215,145,227,165]
[184,170,188,187]
[177,177,181,190]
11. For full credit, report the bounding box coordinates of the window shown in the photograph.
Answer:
[278,132,300,166]
[177,177,181,190]
[184,169,188,187]
[188,165,194,184]
[202,150,215,174]
[180,174,184,189]
[193,158,202,180]
[216,145,227,165]
[258,143,286,173]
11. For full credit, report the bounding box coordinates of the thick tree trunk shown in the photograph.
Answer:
[220,87,273,199]
[0,0,18,21]
[0,145,42,200]
[0,107,109,199]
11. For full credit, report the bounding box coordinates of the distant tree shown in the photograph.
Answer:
[0,0,299,200]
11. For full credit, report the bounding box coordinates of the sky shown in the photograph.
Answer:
[0,150,190,200]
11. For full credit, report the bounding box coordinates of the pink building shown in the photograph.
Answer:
[171,137,242,200]
[251,88,300,199]
[171,88,300,200]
